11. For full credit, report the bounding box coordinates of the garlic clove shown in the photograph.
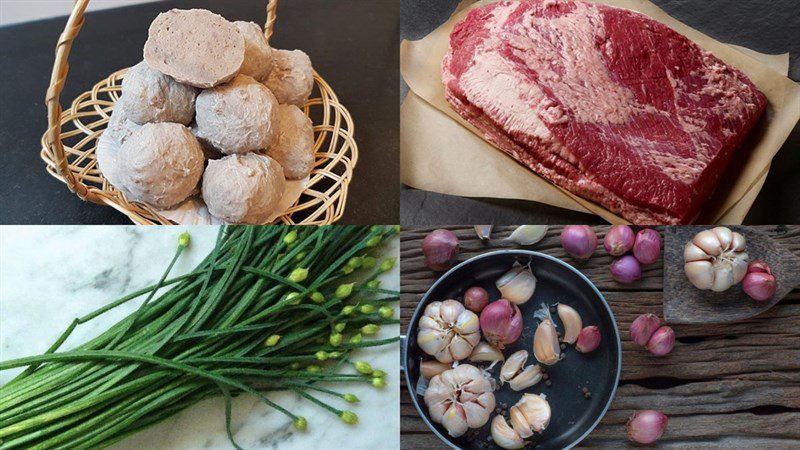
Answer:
[557,303,582,344]
[533,319,561,365]
[712,227,733,250]
[455,309,480,334]
[516,394,551,433]
[507,225,548,246]
[508,364,543,391]
[448,334,475,361]
[683,242,708,262]
[442,403,469,437]
[420,360,452,379]
[711,263,734,292]
[693,229,723,256]
[510,404,534,439]
[417,328,449,357]
[491,415,525,450]
[469,341,505,363]
[732,252,749,284]
[684,260,714,290]
[423,301,442,319]
[463,392,495,428]
[418,315,442,331]
[497,264,537,305]
[500,350,528,382]
[440,299,465,324]
[475,225,493,240]
[732,232,746,252]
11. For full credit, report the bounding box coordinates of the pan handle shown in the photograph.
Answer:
[400,334,407,373]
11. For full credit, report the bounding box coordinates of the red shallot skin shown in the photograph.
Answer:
[743,271,776,302]
[630,313,660,346]
[560,225,597,260]
[646,326,675,356]
[575,326,601,353]
[747,260,772,275]
[627,410,668,444]
[603,225,634,256]
[611,255,641,284]
[633,229,661,265]
[479,299,523,349]
[464,286,489,312]
[422,229,460,271]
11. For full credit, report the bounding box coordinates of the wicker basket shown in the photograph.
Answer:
[41,0,357,225]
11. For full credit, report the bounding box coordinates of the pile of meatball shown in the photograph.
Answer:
[97,9,315,224]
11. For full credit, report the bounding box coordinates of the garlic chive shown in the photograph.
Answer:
[293,416,308,431]
[361,324,380,335]
[340,411,358,425]
[341,305,355,315]
[264,335,281,347]
[294,251,307,262]
[365,236,381,248]
[329,333,343,347]
[315,351,328,361]
[341,266,354,275]
[335,283,354,299]
[306,365,322,373]
[343,394,359,403]
[379,306,394,319]
[286,292,302,305]
[359,304,376,314]
[393,225,400,233]
[349,333,362,344]
[283,230,298,245]
[347,257,362,269]
[178,232,191,248]
[289,268,308,283]
[310,291,325,303]
[290,362,301,370]
[371,377,386,388]
[366,280,381,289]
[327,351,341,358]
[334,322,346,333]
[354,361,373,375]
[361,256,376,269]
[379,257,396,272]
[372,370,387,378]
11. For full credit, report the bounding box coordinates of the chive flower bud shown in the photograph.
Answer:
[329,333,343,347]
[283,230,298,245]
[340,411,358,425]
[341,266,354,275]
[347,257,362,269]
[372,377,386,388]
[369,225,382,233]
[289,268,309,283]
[335,283,354,299]
[343,394,359,403]
[380,257,396,272]
[327,351,342,358]
[359,304,376,314]
[365,236,381,248]
[293,416,308,431]
[310,291,325,303]
[264,335,281,347]
[361,256,376,269]
[372,370,387,378]
[342,305,355,315]
[294,251,307,261]
[393,225,400,233]
[334,322,346,333]
[354,361,373,375]
[286,292,302,305]
[290,362,301,370]
[315,351,328,361]
[178,232,191,248]
[361,324,380,335]
[366,280,381,289]
[306,365,322,373]
[379,306,394,319]
[349,333,363,344]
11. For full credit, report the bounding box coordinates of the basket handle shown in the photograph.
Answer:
[45,0,279,201]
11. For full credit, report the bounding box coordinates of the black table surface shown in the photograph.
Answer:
[400,0,800,225]
[0,0,399,225]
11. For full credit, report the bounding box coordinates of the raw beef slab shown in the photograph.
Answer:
[441,0,767,224]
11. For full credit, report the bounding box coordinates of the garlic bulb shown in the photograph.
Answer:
[510,394,551,438]
[468,341,505,363]
[496,263,537,304]
[556,303,582,344]
[533,305,561,365]
[684,227,748,292]
[423,364,496,437]
[418,300,481,363]
[491,415,525,449]
[499,350,542,391]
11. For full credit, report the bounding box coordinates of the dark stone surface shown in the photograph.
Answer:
[400,0,800,225]
[0,0,399,224]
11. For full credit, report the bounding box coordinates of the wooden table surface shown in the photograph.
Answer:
[400,225,800,449]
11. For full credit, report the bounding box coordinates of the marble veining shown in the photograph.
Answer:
[0,226,400,450]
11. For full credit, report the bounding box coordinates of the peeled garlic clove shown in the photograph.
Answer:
[496,264,537,305]
[684,260,714,290]
[683,242,708,262]
[420,360,452,379]
[693,229,723,256]
[557,303,582,344]
[500,350,528,383]
[469,341,505,363]
[534,319,561,365]
[442,403,469,437]
[491,415,525,450]
[440,299,464,324]
[712,226,733,250]
[508,364,543,391]
[507,225,548,246]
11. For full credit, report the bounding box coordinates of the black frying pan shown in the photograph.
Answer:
[401,250,621,450]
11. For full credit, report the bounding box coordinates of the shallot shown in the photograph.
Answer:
[604,225,634,256]
[463,286,489,312]
[743,271,776,302]
[560,225,597,260]
[422,229,459,271]
[575,326,601,353]
[627,410,668,444]
[630,314,660,346]
[646,326,675,356]
[633,228,661,265]
[611,255,642,284]
[479,299,523,349]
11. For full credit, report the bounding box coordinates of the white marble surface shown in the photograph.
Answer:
[0,226,400,450]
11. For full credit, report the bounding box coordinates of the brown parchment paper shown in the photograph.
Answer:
[400,0,800,224]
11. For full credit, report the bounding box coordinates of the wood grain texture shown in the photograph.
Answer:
[400,225,800,449]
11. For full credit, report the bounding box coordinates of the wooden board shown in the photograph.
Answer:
[400,225,800,449]
[663,226,800,324]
